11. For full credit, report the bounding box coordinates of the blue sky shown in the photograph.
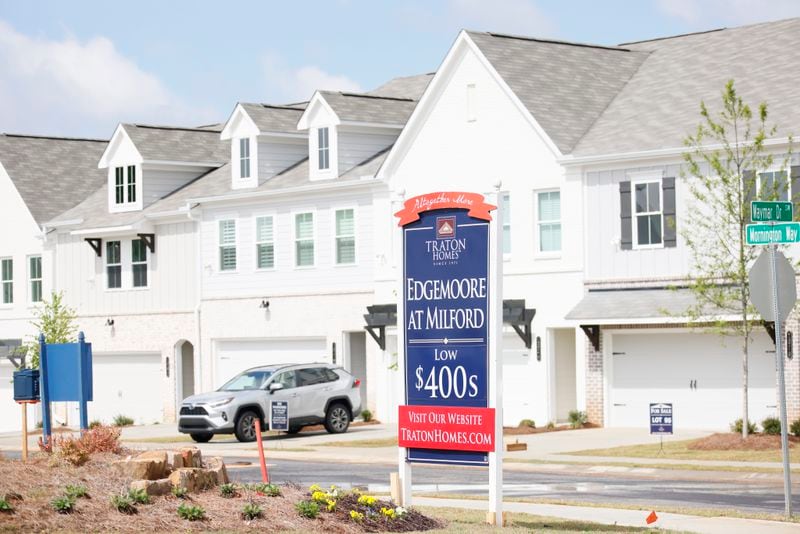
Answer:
[1,0,799,138]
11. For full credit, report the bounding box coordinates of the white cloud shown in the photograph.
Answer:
[0,20,214,138]
[656,0,800,27]
[262,53,362,103]
[446,0,557,37]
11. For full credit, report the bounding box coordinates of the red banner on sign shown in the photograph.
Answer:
[398,405,496,452]
[394,191,496,227]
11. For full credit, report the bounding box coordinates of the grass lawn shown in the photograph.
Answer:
[314,437,398,447]
[505,457,800,474]
[569,439,800,463]
[415,506,666,533]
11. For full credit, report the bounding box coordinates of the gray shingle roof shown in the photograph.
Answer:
[466,31,648,155]
[239,103,306,135]
[122,124,228,164]
[572,18,800,156]
[368,73,434,100]
[318,91,418,125]
[565,288,717,321]
[0,134,107,224]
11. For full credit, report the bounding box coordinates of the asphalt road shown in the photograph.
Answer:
[226,457,800,515]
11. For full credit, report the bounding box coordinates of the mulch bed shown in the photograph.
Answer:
[0,452,442,533]
[688,432,800,451]
[503,423,598,436]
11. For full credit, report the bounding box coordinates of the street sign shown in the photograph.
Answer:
[751,201,793,222]
[649,403,673,435]
[269,400,289,431]
[749,249,797,322]
[746,222,800,245]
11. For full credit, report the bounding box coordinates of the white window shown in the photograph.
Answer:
[28,256,42,303]
[758,170,789,200]
[106,241,121,289]
[239,138,251,179]
[633,181,662,247]
[335,209,355,265]
[500,192,511,254]
[255,216,275,270]
[1,258,12,304]
[131,239,148,288]
[317,128,330,170]
[295,212,314,267]
[537,191,561,253]
[114,166,137,204]
[466,83,476,122]
[219,220,237,271]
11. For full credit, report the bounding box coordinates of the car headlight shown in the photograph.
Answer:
[208,397,234,409]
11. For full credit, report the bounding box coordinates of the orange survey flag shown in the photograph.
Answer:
[646,511,658,524]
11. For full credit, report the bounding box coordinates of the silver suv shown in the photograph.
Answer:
[178,363,362,443]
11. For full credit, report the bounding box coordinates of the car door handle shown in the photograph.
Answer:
[290,393,299,398]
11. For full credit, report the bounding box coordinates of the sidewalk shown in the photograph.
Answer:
[414,497,799,534]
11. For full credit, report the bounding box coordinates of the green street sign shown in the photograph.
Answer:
[746,222,800,245]
[751,201,793,222]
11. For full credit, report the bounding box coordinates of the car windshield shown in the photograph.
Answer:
[218,370,273,391]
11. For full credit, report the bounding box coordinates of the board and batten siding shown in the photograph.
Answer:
[201,192,375,299]
[337,127,398,176]
[55,221,197,315]
[584,164,689,281]
[258,137,307,180]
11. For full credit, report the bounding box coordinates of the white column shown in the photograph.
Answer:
[487,187,504,526]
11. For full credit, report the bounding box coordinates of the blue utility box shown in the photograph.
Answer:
[13,369,40,401]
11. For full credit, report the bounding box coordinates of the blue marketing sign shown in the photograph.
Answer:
[270,400,289,431]
[650,403,673,435]
[398,192,496,466]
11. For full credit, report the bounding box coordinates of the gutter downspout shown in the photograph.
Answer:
[187,203,203,395]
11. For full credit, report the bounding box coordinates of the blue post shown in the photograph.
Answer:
[38,333,51,447]
[77,332,88,433]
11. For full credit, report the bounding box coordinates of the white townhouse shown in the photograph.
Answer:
[0,134,107,432]
[44,123,228,425]
[378,18,800,430]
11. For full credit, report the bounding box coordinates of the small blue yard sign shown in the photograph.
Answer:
[650,403,673,435]
[270,400,289,431]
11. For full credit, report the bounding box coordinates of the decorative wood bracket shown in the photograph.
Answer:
[84,238,102,257]
[364,325,387,351]
[580,324,601,352]
[363,304,398,351]
[762,320,776,344]
[503,300,536,349]
[137,233,155,253]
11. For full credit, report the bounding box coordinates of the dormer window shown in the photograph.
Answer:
[239,138,251,179]
[114,165,137,205]
[317,127,330,170]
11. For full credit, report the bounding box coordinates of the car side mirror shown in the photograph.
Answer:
[268,382,284,393]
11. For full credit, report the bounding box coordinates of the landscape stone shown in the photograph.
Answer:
[205,456,229,485]
[179,447,202,468]
[113,458,166,481]
[130,478,172,497]
[134,450,168,478]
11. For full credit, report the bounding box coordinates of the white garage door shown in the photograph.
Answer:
[88,353,163,426]
[0,365,19,433]
[215,339,327,388]
[610,332,776,430]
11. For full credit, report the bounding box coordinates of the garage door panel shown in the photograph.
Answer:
[88,353,162,426]
[215,339,327,388]
[611,333,776,430]
[0,366,17,433]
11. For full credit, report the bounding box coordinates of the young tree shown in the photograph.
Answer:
[25,292,78,369]
[682,79,791,438]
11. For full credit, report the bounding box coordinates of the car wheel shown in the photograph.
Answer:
[324,403,351,434]
[189,432,213,443]
[234,410,260,442]
[287,426,301,435]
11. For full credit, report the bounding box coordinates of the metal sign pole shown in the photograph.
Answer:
[768,243,793,518]
[394,191,412,507]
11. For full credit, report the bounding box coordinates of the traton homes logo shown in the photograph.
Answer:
[436,216,456,239]
[394,191,496,227]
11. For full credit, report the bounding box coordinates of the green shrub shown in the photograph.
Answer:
[251,482,281,496]
[0,498,13,513]
[568,410,588,429]
[128,488,151,505]
[730,418,757,434]
[361,409,373,422]
[65,484,89,499]
[88,420,103,429]
[172,486,188,499]
[791,419,800,438]
[295,500,320,519]
[110,494,136,514]
[546,421,556,430]
[113,414,135,427]
[177,503,205,521]
[519,419,535,429]
[241,502,263,520]
[220,483,239,498]
[51,496,75,514]
[762,417,781,435]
